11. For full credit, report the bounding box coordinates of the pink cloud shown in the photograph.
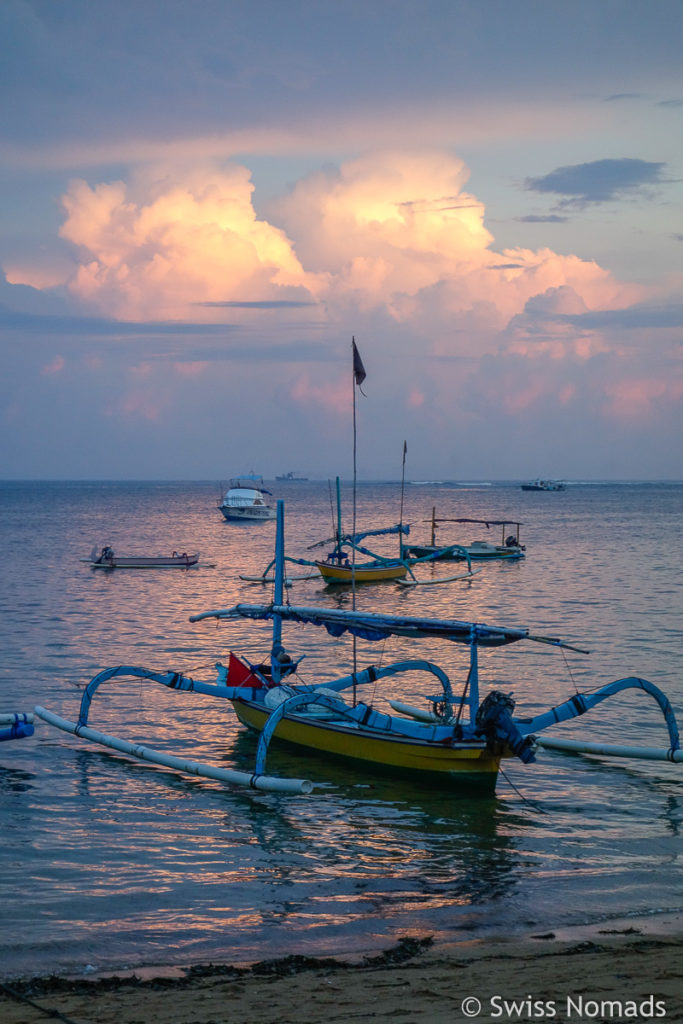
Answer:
[41,355,65,375]
[289,373,349,415]
[47,148,660,426]
[59,164,323,320]
[603,377,683,421]
[174,361,208,378]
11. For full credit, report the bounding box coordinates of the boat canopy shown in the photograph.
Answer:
[190,603,588,652]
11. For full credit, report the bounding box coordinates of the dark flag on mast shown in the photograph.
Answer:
[352,337,366,390]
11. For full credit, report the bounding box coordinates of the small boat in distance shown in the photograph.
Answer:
[275,472,309,481]
[403,510,525,561]
[219,476,276,521]
[521,479,565,492]
[85,547,200,569]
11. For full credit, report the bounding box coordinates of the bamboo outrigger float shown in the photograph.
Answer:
[34,500,682,795]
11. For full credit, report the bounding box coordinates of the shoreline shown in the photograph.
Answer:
[3,920,682,1024]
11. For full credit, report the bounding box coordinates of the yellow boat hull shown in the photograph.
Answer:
[232,699,501,792]
[315,561,407,583]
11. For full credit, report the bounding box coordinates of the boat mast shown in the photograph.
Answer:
[351,337,367,690]
[399,440,407,558]
[270,499,285,683]
[336,475,343,555]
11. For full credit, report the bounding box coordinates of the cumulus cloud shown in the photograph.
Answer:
[517,214,569,223]
[50,150,642,371]
[268,151,638,357]
[21,147,673,454]
[58,164,325,320]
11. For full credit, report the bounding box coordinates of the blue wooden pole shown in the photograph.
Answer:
[271,499,285,682]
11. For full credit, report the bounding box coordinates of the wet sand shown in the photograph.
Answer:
[2,927,682,1024]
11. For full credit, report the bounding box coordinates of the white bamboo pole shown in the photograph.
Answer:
[0,713,34,724]
[34,707,314,793]
[536,735,683,763]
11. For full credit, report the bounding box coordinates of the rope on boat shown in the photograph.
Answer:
[33,707,314,794]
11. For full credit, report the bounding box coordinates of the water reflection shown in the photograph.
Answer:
[1,480,682,977]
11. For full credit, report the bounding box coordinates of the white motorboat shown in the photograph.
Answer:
[218,476,276,521]
[521,479,565,492]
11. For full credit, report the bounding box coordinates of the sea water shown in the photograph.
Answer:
[0,479,681,979]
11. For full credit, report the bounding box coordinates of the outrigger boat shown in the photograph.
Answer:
[403,510,525,561]
[35,501,682,796]
[84,546,200,569]
[243,476,480,588]
[313,518,411,584]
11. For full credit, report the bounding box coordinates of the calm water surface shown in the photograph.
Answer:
[0,479,681,979]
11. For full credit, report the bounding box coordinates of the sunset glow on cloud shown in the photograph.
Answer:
[55,151,642,372]
[59,166,323,320]
[1,1,681,479]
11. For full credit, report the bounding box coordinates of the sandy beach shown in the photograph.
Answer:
[2,925,682,1024]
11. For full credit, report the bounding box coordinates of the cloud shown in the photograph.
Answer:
[57,164,325,320]
[36,148,645,378]
[525,158,667,206]
[552,303,683,330]
[41,355,65,376]
[0,305,239,337]
[196,299,317,309]
[7,146,675,479]
[517,214,569,223]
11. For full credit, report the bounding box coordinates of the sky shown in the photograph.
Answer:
[1,0,682,481]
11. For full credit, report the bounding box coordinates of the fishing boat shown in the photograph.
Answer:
[521,479,565,492]
[315,553,408,583]
[403,510,525,561]
[35,500,682,796]
[85,547,200,569]
[275,472,309,481]
[219,476,276,521]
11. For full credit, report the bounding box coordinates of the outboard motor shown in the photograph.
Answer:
[476,690,536,764]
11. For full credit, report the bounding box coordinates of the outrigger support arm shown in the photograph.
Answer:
[293,658,458,712]
[75,665,260,727]
[519,676,681,753]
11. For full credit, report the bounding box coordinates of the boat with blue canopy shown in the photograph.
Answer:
[34,500,682,796]
[403,508,525,561]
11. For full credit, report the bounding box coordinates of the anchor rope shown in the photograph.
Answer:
[499,765,547,812]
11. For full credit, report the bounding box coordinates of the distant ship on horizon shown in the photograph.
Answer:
[275,471,309,481]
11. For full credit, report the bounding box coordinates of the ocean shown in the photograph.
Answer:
[1,479,681,980]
